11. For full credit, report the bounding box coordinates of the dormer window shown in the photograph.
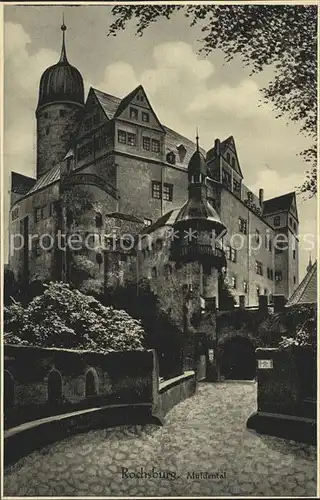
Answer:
[130,107,138,120]
[166,152,176,165]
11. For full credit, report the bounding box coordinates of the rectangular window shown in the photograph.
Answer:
[84,117,92,131]
[118,130,127,144]
[34,239,41,258]
[34,207,44,223]
[293,249,296,259]
[49,202,55,217]
[152,181,161,199]
[243,281,248,293]
[163,183,173,202]
[226,245,236,263]
[233,179,241,197]
[130,107,138,120]
[93,112,100,125]
[231,276,237,289]
[11,207,19,221]
[77,141,93,160]
[239,217,247,234]
[127,133,136,146]
[267,267,274,280]
[142,112,149,123]
[255,229,260,244]
[151,139,160,153]
[293,276,296,284]
[275,271,283,282]
[255,261,263,276]
[143,137,150,150]
[222,168,232,188]
[59,109,66,117]
[274,216,280,227]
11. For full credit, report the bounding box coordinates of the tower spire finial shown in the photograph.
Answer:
[59,13,68,63]
[196,127,199,151]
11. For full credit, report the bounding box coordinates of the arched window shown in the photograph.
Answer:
[85,369,99,397]
[47,369,63,405]
[4,370,15,409]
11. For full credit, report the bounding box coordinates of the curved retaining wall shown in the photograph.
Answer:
[4,345,197,465]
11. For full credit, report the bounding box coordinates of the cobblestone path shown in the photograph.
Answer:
[4,382,317,497]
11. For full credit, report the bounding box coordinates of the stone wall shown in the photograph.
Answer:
[247,346,316,443]
[4,344,157,429]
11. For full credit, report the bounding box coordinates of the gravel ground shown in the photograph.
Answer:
[4,382,317,497]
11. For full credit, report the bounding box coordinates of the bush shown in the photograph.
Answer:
[4,282,145,353]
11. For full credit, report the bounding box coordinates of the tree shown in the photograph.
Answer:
[108,4,317,197]
[4,282,145,353]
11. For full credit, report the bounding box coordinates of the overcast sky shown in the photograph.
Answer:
[3,4,317,280]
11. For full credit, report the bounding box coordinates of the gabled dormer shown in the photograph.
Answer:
[75,88,114,167]
[206,136,243,197]
[221,136,243,179]
[76,88,109,138]
[114,85,165,133]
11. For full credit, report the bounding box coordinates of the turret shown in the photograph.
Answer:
[36,19,84,178]
[171,134,227,269]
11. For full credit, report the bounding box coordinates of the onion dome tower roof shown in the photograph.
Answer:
[174,134,226,234]
[37,20,84,110]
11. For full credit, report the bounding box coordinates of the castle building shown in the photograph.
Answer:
[9,24,299,310]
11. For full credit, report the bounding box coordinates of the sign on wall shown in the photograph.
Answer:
[258,359,273,369]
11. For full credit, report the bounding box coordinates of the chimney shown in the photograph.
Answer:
[273,294,287,313]
[214,138,220,156]
[259,188,264,209]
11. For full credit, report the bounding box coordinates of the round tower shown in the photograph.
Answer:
[36,21,84,178]
[171,135,227,289]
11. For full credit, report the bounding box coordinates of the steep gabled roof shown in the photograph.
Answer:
[263,192,295,215]
[286,261,317,306]
[11,172,36,195]
[91,88,121,120]
[113,86,141,118]
[91,86,203,169]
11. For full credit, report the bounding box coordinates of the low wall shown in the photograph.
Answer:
[4,345,198,465]
[4,344,157,429]
[153,371,196,420]
[247,347,316,444]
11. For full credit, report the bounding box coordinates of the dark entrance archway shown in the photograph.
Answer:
[220,336,256,380]
[85,369,98,397]
[47,369,63,405]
